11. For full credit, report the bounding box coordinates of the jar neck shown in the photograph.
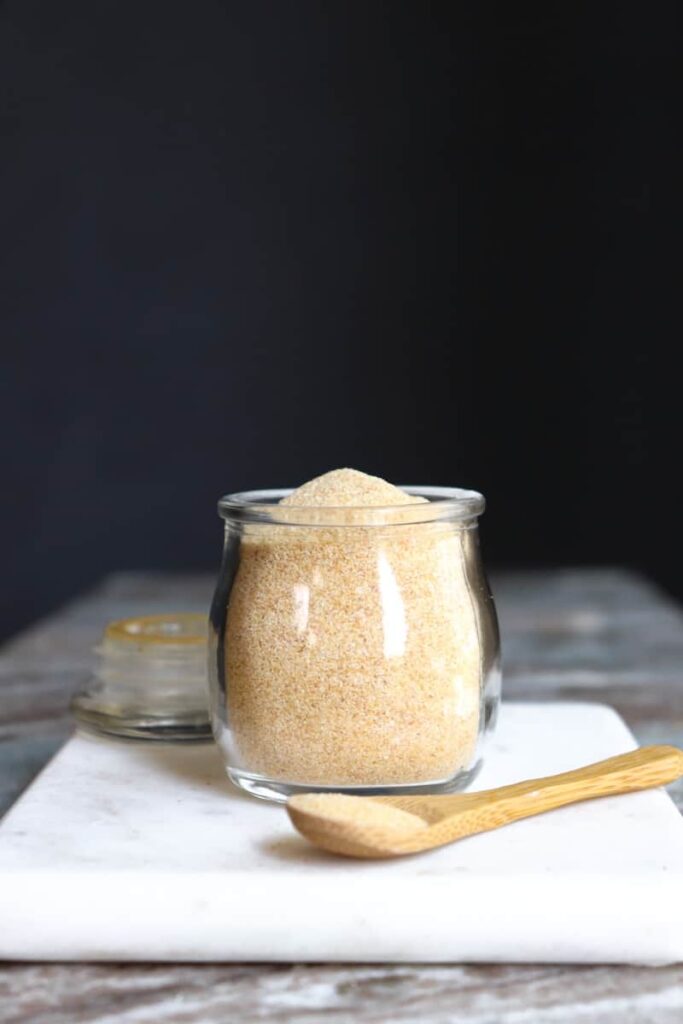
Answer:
[218,486,485,529]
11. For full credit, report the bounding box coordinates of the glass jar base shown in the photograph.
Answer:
[226,761,483,804]
[71,698,212,742]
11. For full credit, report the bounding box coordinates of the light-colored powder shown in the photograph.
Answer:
[280,468,425,507]
[225,469,481,786]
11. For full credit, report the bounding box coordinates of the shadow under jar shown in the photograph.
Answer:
[209,487,501,802]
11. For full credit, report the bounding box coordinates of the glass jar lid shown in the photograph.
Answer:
[71,613,211,742]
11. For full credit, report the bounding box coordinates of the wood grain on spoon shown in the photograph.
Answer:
[287,745,683,859]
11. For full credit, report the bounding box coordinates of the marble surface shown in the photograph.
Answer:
[2,702,683,964]
[1,569,682,1021]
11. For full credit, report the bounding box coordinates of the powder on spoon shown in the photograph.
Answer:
[223,468,481,787]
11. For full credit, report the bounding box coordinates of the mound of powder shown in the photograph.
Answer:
[280,468,426,507]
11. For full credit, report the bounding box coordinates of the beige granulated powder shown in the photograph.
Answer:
[225,469,481,786]
[280,467,424,508]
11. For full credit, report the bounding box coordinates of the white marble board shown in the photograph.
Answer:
[1,702,682,965]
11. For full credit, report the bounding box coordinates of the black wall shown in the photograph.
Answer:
[2,2,681,641]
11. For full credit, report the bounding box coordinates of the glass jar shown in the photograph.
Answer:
[71,613,212,741]
[209,488,501,801]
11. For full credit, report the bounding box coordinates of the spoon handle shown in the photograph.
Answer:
[438,744,683,844]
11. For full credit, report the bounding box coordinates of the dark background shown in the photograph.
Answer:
[2,1,681,642]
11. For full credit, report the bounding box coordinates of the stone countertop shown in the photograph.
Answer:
[1,569,682,1022]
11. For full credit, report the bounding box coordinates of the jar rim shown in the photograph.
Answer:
[217,486,485,526]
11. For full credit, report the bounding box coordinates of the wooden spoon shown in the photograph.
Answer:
[287,745,683,859]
